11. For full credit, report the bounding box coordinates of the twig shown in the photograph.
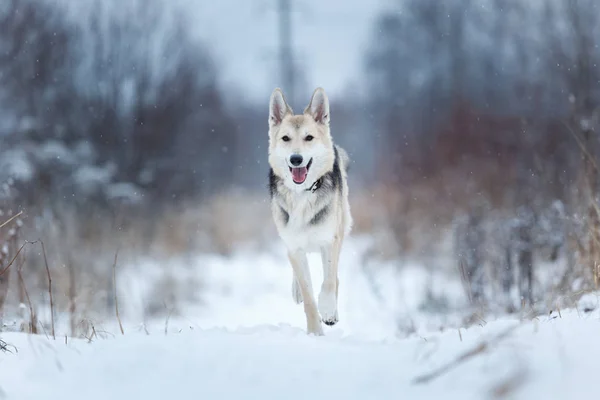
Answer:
[490,366,528,399]
[0,338,17,354]
[67,260,76,337]
[17,257,37,334]
[412,324,520,385]
[563,121,600,174]
[93,329,116,339]
[165,307,174,336]
[40,240,55,340]
[0,210,23,230]
[34,318,50,341]
[137,323,150,335]
[88,324,98,343]
[457,259,473,304]
[0,240,38,277]
[113,249,124,335]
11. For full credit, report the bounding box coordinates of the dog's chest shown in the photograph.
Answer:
[274,192,336,251]
[286,193,316,222]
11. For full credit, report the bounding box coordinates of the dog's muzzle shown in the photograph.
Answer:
[289,158,312,184]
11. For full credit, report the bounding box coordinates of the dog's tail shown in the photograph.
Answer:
[335,145,350,173]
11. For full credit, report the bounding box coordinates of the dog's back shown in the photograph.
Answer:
[333,144,352,236]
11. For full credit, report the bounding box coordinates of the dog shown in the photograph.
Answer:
[267,87,352,336]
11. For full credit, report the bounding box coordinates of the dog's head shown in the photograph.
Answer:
[268,87,334,190]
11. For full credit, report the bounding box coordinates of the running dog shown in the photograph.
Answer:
[268,87,352,336]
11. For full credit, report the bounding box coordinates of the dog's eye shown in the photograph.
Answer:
[282,136,290,142]
[305,135,314,141]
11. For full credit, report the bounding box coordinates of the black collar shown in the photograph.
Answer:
[306,177,323,193]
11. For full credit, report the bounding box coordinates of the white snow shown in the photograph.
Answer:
[1,309,599,399]
[116,236,465,339]
[1,236,599,399]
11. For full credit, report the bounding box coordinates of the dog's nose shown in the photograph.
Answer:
[290,154,303,166]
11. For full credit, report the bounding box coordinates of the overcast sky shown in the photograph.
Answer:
[178,0,387,105]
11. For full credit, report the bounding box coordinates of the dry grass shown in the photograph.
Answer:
[17,255,38,335]
[0,190,273,336]
[349,183,456,262]
[0,184,593,339]
[0,238,30,277]
[40,240,55,340]
[112,250,124,335]
[0,338,16,353]
[0,211,22,230]
[0,211,25,323]
[490,366,529,399]
[152,189,274,256]
[412,323,520,384]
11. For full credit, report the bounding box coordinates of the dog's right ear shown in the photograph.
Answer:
[269,88,292,127]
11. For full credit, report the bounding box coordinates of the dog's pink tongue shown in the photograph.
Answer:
[292,167,308,183]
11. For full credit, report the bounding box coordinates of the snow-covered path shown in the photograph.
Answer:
[2,237,600,399]
[1,310,599,400]
[119,236,465,340]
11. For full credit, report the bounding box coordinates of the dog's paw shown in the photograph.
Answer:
[307,320,324,336]
[322,313,338,326]
[318,290,338,326]
[292,277,303,304]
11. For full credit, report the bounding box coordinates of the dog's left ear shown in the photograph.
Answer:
[305,87,330,125]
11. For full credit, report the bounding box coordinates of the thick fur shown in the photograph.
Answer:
[268,87,352,336]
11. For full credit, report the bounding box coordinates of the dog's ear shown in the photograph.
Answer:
[305,87,329,125]
[269,88,292,127]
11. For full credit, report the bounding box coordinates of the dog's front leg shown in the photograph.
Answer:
[319,234,342,326]
[288,250,323,336]
[291,258,313,304]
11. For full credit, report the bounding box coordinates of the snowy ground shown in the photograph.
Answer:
[2,309,599,399]
[116,235,467,339]
[1,236,600,399]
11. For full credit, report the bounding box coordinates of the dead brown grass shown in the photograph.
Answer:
[153,190,274,256]
[412,323,520,384]
[112,249,124,335]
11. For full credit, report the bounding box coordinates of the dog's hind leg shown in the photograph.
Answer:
[319,234,342,326]
[288,250,323,336]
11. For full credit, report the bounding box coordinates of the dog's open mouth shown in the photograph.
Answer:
[290,159,312,184]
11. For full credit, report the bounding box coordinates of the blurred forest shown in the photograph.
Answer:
[0,0,599,334]
[365,0,600,314]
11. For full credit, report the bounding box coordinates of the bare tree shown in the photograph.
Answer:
[454,201,487,306]
[545,0,600,287]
